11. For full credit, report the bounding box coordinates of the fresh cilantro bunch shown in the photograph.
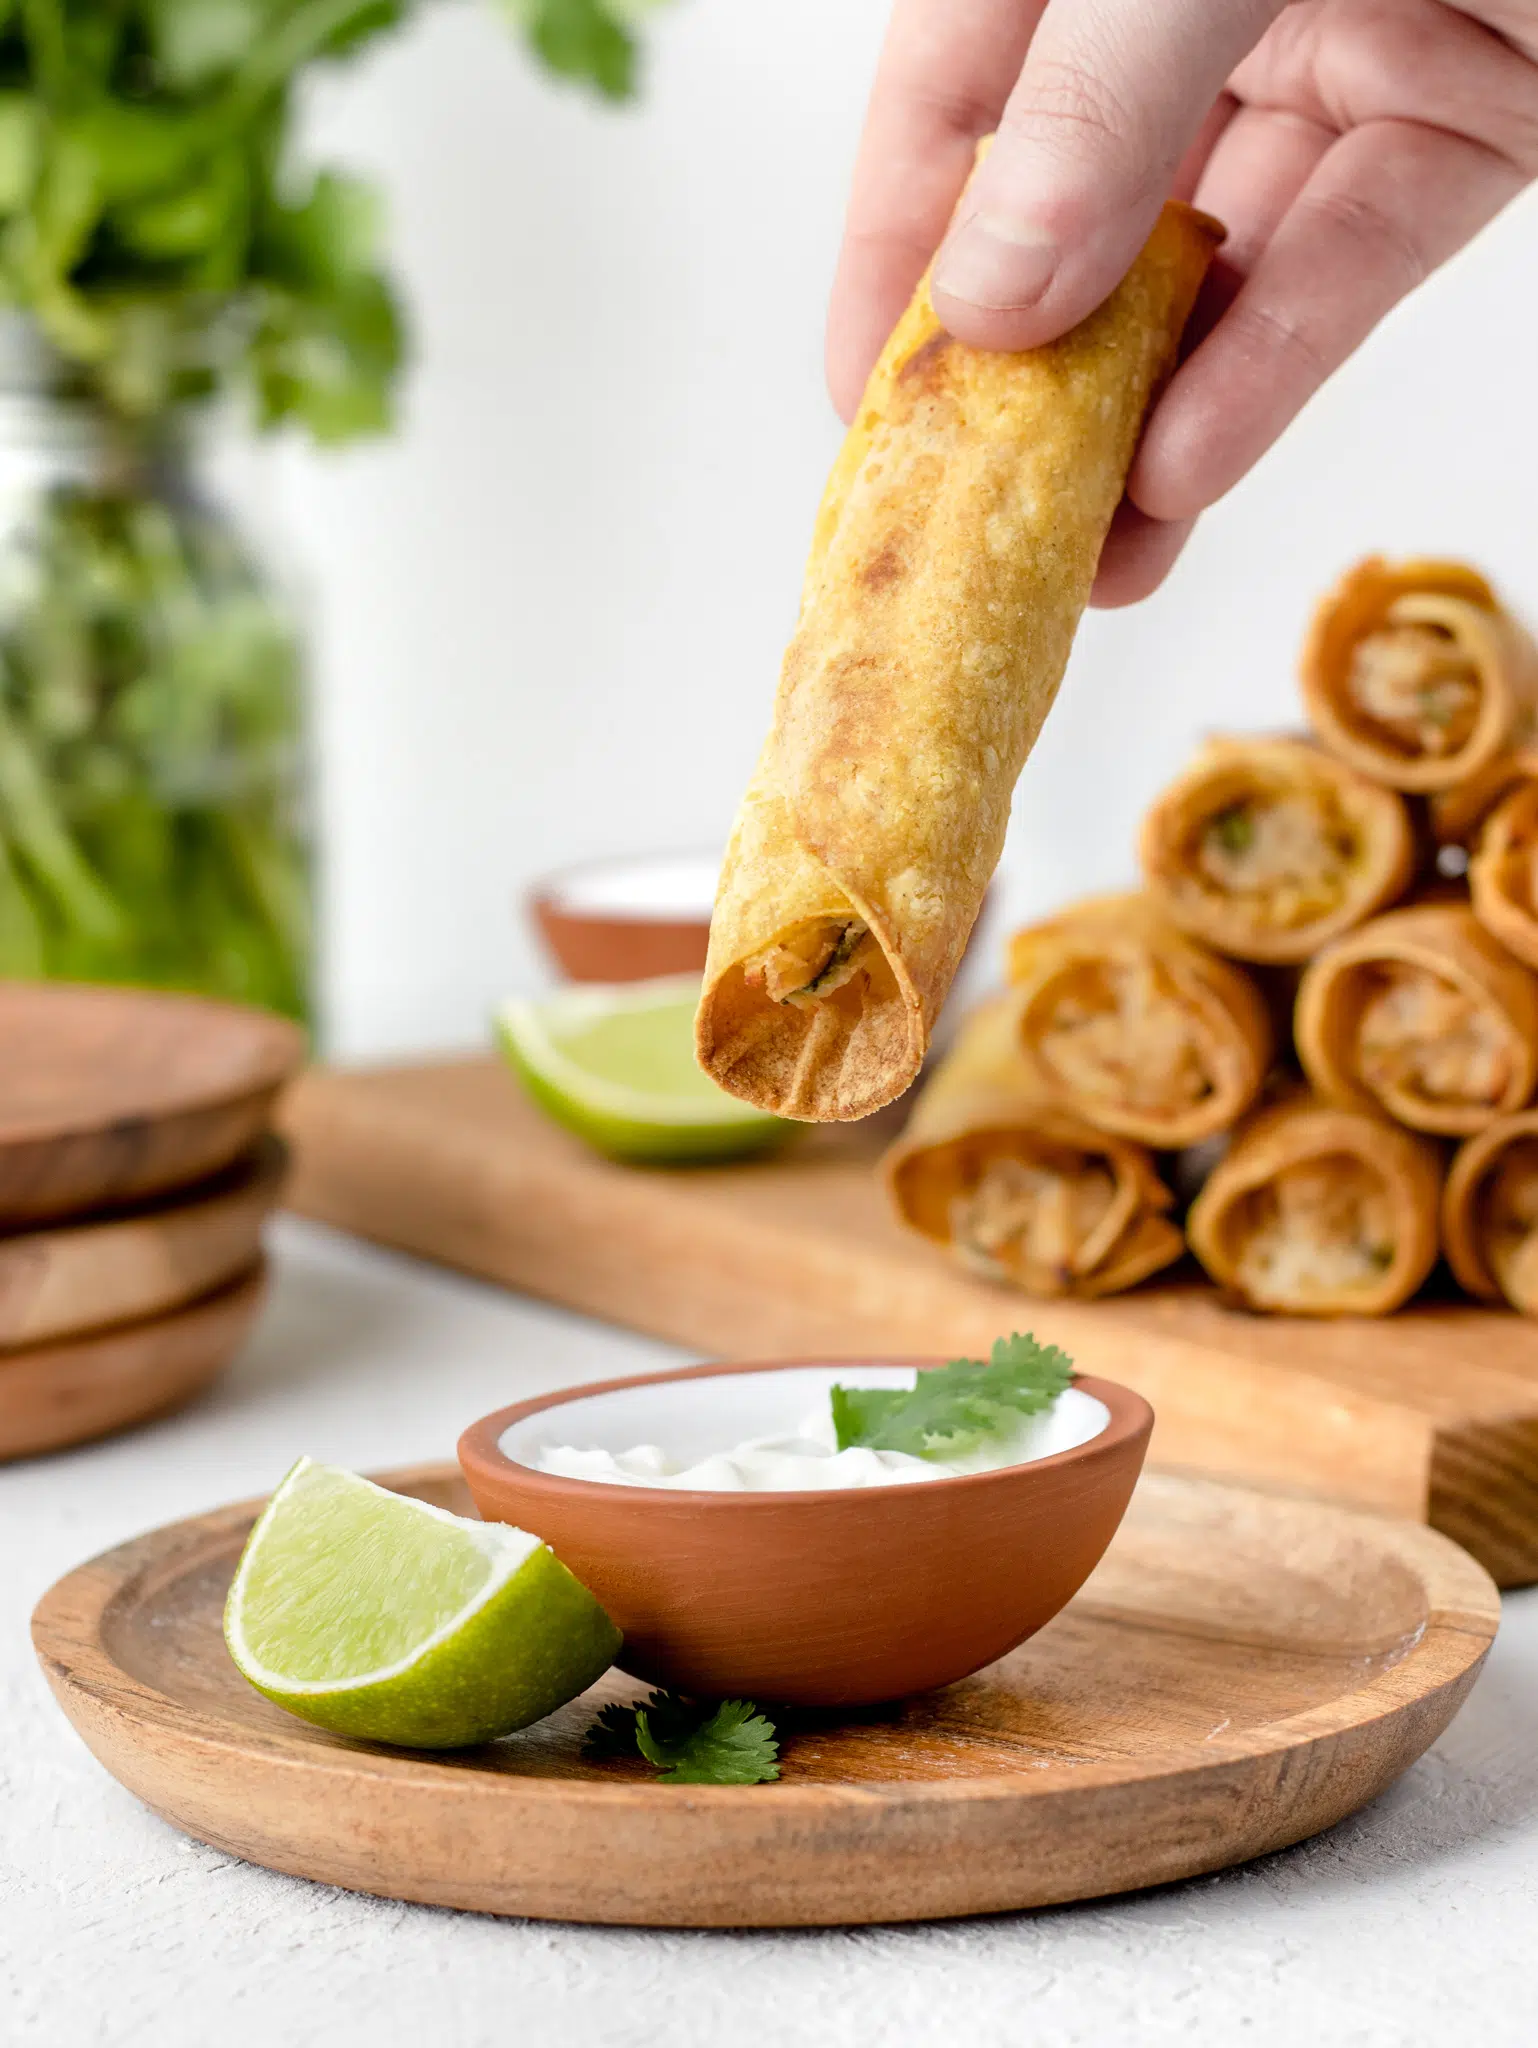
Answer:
[585,1691,781,1786]
[831,1333,1075,1461]
[0,0,666,436]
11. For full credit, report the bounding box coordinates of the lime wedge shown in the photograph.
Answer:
[496,974,792,1164]
[225,1459,620,1749]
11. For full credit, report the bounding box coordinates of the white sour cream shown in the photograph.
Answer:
[531,1382,1107,1492]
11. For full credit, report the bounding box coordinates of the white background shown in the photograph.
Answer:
[271,0,1538,1058]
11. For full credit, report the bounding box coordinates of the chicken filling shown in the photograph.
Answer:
[1232,1156,1396,1307]
[949,1152,1117,1288]
[1482,1141,1538,1308]
[1035,957,1212,1116]
[1347,622,1480,759]
[748,920,873,1007]
[1356,965,1516,1112]
[1195,793,1358,930]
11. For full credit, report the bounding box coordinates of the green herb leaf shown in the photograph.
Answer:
[584,1691,780,1785]
[582,1697,645,1760]
[508,0,640,100]
[831,1333,1075,1461]
[1207,803,1254,856]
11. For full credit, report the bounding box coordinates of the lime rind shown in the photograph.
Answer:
[224,1459,622,1750]
[495,975,792,1165]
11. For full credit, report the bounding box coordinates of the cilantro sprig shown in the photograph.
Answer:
[585,1691,780,1786]
[830,1333,1074,1461]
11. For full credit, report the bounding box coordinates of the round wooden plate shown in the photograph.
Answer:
[0,982,304,1227]
[1,1261,267,1460]
[32,1465,1497,1927]
[0,1138,285,1352]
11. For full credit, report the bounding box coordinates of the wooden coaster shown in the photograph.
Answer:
[0,1138,285,1352]
[32,1464,1496,1928]
[282,1058,1538,1586]
[0,982,303,1227]
[0,1261,266,1461]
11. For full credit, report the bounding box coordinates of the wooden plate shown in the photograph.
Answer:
[0,1138,285,1352]
[32,1464,1497,1928]
[0,982,304,1227]
[0,1261,266,1460]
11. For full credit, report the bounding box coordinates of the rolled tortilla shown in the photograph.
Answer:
[1426,747,1538,851]
[1138,736,1414,964]
[1004,892,1272,1146]
[1187,1092,1441,1315]
[696,199,1222,1122]
[883,996,1183,1299]
[1295,901,1538,1135]
[1300,556,1538,793]
[1469,770,1538,971]
[1442,1109,1538,1312]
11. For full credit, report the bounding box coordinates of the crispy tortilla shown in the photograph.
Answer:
[697,197,1222,1121]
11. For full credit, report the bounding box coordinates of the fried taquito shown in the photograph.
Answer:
[1138,737,1414,965]
[1004,892,1271,1146]
[1295,901,1538,1135]
[1469,770,1538,972]
[1301,557,1538,793]
[1187,1093,1440,1315]
[697,198,1222,1122]
[1443,1109,1538,1313]
[884,996,1183,1299]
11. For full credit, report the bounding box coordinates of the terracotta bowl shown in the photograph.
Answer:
[458,1359,1152,1707]
[528,853,717,984]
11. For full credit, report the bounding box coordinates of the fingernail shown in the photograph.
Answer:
[933,213,1058,312]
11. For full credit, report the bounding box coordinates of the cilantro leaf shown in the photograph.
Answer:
[582,1698,646,1760]
[583,1691,780,1785]
[831,1333,1075,1460]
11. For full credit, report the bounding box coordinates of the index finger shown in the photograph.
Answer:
[825,0,1042,420]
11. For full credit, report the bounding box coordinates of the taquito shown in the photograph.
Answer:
[1295,901,1538,1135]
[1138,737,1414,964]
[1186,1093,1440,1315]
[1469,771,1538,971]
[1301,556,1538,793]
[697,199,1223,1122]
[1427,748,1538,851]
[1004,892,1271,1146]
[1442,1110,1538,1312]
[883,996,1183,1299]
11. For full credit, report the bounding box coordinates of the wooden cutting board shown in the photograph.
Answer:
[32,1463,1497,1928]
[282,1058,1538,1587]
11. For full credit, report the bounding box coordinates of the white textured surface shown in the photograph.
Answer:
[4,1220,1535,2047]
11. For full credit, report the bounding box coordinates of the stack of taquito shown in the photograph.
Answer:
[886,553,1538,1318]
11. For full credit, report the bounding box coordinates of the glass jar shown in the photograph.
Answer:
[0,347,311,1022]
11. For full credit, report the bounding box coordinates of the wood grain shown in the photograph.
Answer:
[31,1464,1497,1928]
[282,1058,1538,1587]
[0,1138,284,1351]
[0,982,303,1226]
[0,1262,266,1460]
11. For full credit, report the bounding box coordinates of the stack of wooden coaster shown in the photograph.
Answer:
[0,983,305,1459]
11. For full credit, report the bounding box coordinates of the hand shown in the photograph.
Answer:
[826,0,1538,605]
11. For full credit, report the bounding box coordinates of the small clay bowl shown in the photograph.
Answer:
[528,852,717,983]
[458,1359,1152,1707]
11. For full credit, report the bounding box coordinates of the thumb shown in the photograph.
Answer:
[932,0,1282,348]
